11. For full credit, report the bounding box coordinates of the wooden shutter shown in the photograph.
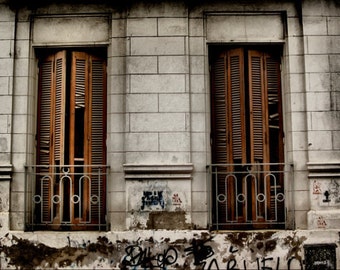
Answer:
[88,54,107,225]
[211,53,228,165]
[264,53,284,166]
[227,48,246,164]
[70,52,88,167]
[211,48,246,165]
[211,48,246,224]
[248,50,284,223]
[37,51,66,223]
[248,50,269,165]
[264,53,285,222]
[70,52,106,226]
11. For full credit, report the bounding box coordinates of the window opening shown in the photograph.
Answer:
[31,48,107,231]
[209,45,285,229]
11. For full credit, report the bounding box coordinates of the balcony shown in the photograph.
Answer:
[25,165,109,231]
[207,163,293,230]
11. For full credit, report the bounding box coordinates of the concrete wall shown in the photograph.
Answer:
[301,0,340,230]
[0,0,339,268]
[0,230,339,269]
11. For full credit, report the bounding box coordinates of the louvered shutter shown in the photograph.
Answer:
[71,52,106,226]
[264,53,284,166]
[88,55,107,225]
[211,47,284,228]
[248,50,284,223]
[227,48,246,164]
[37,51,66,223]
[211,53,227,165]
[54,51,66,166]
[211,49,246,224]
[211,52,228,225]
[264,53,285,222]
[211,49,246,165]
[248,50,269,165]
[70,52,88,166]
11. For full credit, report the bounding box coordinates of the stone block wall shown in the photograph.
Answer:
[0,0,339,253]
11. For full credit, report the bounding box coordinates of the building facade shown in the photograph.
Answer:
[0,0,339,268]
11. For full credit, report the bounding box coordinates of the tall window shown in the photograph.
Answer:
[210,46,284,229]
[35,49,107,230]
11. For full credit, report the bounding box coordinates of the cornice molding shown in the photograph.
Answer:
[124,164,194,180]
[307,162,340,178]
[0,164,13,181]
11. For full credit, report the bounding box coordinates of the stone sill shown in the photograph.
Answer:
[307,162,340,178]
[123,164,193,180]
[0,164,13,181]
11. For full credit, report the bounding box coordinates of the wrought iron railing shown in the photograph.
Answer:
[25,165,109,231]
[207,163,293,230]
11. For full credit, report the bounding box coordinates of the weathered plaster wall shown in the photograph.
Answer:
[0,1,339,269]
[302,0,340,230]
[0,230,338,269]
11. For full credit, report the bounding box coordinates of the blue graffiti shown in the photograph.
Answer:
[141,191,165,210]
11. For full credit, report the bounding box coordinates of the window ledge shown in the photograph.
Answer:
[307,162,340,178]
[123,164,194,180]
[0,164,13,181]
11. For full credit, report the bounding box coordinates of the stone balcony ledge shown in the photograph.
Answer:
[123,164,194,180]
[0,164,13,181]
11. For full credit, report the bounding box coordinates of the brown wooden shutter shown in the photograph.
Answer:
[88,56,107,167]
[88,54,107,225]
[54,51,66,166]
[37,51,66,223]
[70,52,88,166]
[248,50,269,165]
[264,53,284,165]
[211,48,246,224]
[211,47,284,228]
[248,50,284,223]
[70,52,106,226]
[211,53,228,165]
[70,52,106,166]
[227,48,246,164]
[211,48,246,165]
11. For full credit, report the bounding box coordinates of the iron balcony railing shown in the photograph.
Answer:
[25,165,109,231]
[207,163,293,230]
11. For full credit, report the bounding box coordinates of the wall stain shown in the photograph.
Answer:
[146,211,192,230]
[0,231,312,269]
[0,234,124,269]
